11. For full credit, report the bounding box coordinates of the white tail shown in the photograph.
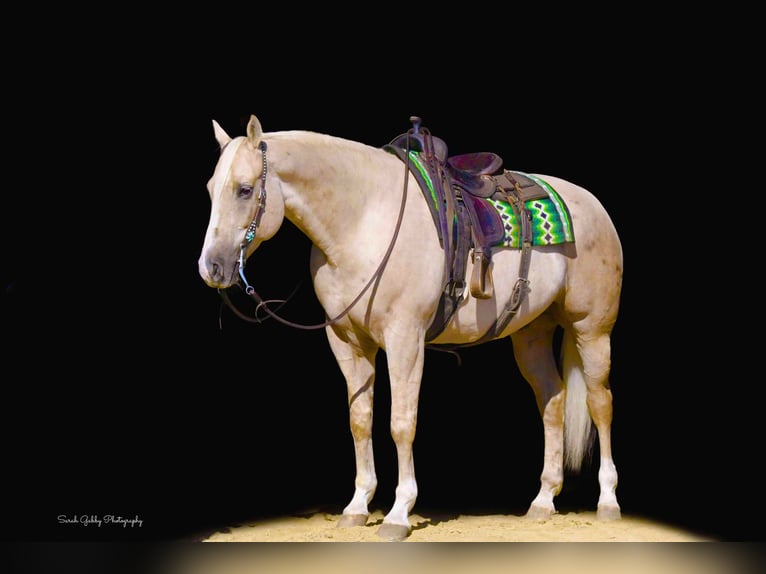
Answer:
[563,329,594,472]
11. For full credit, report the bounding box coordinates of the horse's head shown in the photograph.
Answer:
[198,115,286,289]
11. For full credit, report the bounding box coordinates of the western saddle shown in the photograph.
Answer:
[384,116,550,345]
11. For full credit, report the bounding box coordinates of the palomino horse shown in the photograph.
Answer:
[198,114,623,540]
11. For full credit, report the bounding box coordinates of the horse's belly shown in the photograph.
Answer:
[429,247,568,344]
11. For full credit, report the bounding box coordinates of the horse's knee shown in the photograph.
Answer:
[349,408,372,436]
[389,415,416,444]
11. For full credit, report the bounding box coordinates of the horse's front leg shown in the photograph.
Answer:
[325,326,379,528]
[376,328,426,541]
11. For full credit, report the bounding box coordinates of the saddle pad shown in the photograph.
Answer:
[391,149,574,249]
[488,172,575,248]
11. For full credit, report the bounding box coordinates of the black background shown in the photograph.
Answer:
[1,13,759,548]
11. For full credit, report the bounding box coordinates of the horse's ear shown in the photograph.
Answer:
[246,114,263,143]
[212,119,231,149]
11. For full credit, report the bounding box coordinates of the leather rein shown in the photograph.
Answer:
[219,137,412,330]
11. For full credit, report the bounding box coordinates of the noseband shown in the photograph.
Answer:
[220,136,412,331]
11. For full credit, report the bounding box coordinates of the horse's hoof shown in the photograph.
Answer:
[597,505,621,521]
[337,514,368,527]
[525,504,554,521]
[376,522,410,541]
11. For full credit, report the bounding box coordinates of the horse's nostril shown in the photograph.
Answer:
[211,261,222,281]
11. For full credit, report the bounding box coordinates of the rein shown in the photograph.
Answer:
[220,137,413,330]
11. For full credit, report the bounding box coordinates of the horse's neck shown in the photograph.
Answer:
[266,131,397,262]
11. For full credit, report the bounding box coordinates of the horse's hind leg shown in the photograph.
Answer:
[511,314,566,520]
[567,325,621,520]
[513,314,621,521]
[325,326,379,528]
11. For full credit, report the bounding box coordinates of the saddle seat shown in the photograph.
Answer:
[447,152,504,198]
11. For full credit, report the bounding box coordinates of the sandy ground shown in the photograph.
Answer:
[171,510,761,574]
[202,508,712,542]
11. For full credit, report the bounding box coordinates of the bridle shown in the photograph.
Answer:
[219,137,413,330]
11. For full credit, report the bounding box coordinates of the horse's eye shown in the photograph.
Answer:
[238,185,254,199]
